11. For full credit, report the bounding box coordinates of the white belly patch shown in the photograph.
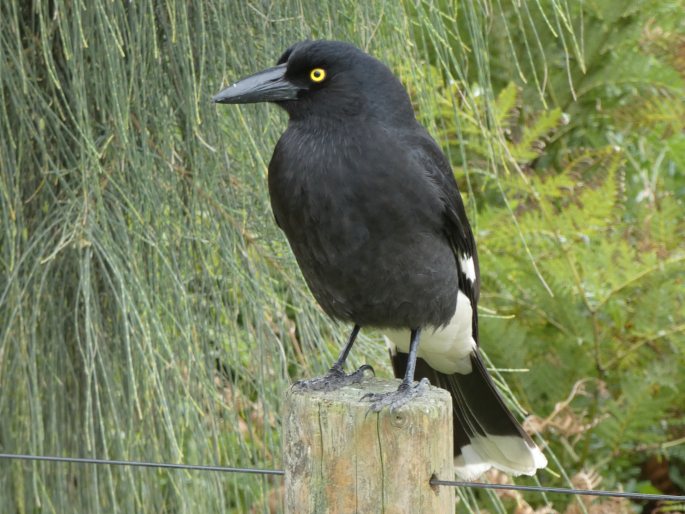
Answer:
[384,289,476,374]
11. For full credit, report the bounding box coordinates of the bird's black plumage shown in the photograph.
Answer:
[269,110,459,329]
[213,40,546,478]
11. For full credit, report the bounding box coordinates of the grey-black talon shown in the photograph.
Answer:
[362,377,430,412]
[293,364,374,392]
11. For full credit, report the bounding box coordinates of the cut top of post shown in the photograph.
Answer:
[283,377,455,514]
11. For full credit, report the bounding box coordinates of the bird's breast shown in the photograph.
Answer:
[267,124,457,327]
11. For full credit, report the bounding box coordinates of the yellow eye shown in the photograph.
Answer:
[309,68,326,83]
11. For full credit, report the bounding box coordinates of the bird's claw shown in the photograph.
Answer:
[293,364,375,392]
[362,377,430,413]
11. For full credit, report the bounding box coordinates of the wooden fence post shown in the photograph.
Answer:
[283,377,455,513]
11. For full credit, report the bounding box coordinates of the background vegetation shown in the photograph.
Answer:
[1,1,683,512]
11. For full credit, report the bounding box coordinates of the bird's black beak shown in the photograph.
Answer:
[212,63,300,104]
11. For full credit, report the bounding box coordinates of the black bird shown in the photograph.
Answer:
[213,40,546,478]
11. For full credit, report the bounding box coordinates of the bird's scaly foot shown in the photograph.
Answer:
[362,378,430,412]
[293,364,374,392]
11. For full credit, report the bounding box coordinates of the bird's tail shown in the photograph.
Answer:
[390,349,547,480]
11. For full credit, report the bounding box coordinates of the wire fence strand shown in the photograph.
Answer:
[0,453,284,476]
[429,477,685,503]
[2,453,685,503]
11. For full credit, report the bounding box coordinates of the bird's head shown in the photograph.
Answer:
[212,40,414,122]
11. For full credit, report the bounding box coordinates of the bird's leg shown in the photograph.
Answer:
[293,325,374,392]
[362,327,429,411]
